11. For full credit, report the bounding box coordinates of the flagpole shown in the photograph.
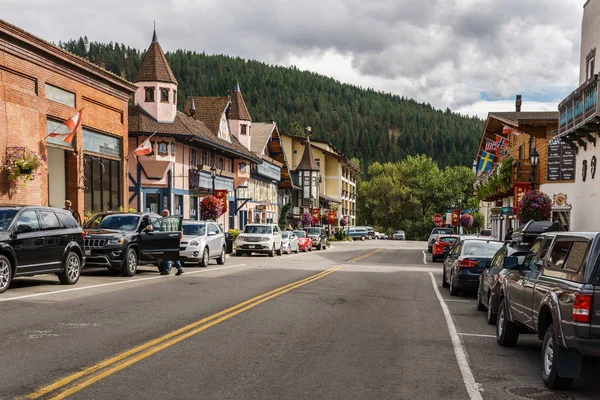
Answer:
[42,106,86,141]
[126,131,158,161]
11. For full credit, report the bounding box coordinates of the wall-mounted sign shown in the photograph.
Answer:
[513,183,530,217]
[501,207,514,215]
[547,142,576,181]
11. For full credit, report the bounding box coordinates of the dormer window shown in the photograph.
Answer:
[241,125,247,135]
[145,87,155,102]
[161,88,169,103]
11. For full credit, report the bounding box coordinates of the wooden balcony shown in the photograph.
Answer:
[481,159,537,201]
[558,74,600,148]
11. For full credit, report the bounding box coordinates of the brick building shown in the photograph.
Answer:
[0,19,136,220]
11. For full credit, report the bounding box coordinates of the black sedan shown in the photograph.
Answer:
[442,238,503,296]
[476,243,528,324]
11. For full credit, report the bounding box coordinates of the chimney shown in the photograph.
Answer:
[188,96,195,117]
[515,95,522,112]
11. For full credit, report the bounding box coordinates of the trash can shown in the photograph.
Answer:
[225,233,234,254]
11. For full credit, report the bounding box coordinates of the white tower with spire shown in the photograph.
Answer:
[133,28,178,123]
[229,82,252,150]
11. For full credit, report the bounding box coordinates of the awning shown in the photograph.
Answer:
[319,194,341,204]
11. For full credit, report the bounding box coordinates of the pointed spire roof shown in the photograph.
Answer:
[134,28,177,84]
[296,130,320,171]
[229,83,251,121]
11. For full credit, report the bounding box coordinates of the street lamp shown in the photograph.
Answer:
[210,163,217,195]
[530,147,539,191]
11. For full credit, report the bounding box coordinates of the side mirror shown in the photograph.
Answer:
[144,225,154,233]
[16,224,32,234]
[503,256,520,270]
[208,231,216,236]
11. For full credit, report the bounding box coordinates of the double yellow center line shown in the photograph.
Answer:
[25,266,341,400]
[348,248,382,263]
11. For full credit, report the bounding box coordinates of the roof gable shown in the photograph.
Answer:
[134,33,177,84]
[230,86,251,121]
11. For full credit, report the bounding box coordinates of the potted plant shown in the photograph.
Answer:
[3,147,45,186]
[301,212,313,227]
[518,190,552,224]
[200,195,224,220]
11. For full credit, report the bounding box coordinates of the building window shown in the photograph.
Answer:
[219,157,224,170]
[46,118,73,148]
[201,150,207,165]
[210,153,215,167]
[173,90,177,104]
[315,158,321,168]
[529,137,535,156]
[157,142,168,156]
[586,49,596,80]
[241,125,247,135]
[518,145,523,160]
[552,210,571,231]
[160,88,169,103]
[191,149,197,168]
[174,195,183,216]
[82,128,122,158]
[293,149,298,154]
[145,87,155,102]
[84,155,122,212]
[45,83,75,107]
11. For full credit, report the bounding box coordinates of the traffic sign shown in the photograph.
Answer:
[433,214,443,225]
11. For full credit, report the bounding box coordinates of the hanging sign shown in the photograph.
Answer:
[513,183,530,217]
[214,190,228,214]
[451,210,460,227]
[328,210,336,224]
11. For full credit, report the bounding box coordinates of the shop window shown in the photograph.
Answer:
[45,83,75,107]
[174,195,183,216]
[84,155,122,212]
[161,88,169,103]
[552,210,570,231]
[145,87,155,102]
[146,193,159,214]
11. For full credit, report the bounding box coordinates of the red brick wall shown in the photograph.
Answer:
[0,44,131,219]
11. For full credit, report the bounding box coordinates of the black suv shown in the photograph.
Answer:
[0,206,84,294]
[83,212,182,276]
[496,231,600,389]
[305,227,328,250]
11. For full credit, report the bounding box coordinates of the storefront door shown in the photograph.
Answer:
[47,147,66,208]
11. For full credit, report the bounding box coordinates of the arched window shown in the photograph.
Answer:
[145,87,155,102]
[161,88,169,103]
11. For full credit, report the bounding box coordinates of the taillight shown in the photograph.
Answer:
[573,294,593,323]
[81,231,86,240]
[458,259,478,268]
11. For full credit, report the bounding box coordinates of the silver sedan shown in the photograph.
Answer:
[282,231,300,254]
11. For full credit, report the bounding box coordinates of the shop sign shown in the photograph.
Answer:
[547,142,576,181]
[501,207,514,215]
[215,190,228,213]
[513,183,530,216]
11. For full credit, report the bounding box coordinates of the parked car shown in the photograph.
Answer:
[0,206,85,294]
[83,212,182,276]
[478,220,566,325]
[431,235,459,262]
[442,238,503,296]
[393,230,406,240]
[281,231,300,254]
[293,230,312,252]
[180,220,226,267]
[428,227,455,252]
[347,227,369,241]
[306,227,328,250]
[235,223,283,257]
[495,231,600,389]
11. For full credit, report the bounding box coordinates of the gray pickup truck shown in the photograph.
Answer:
[496,232,600,389]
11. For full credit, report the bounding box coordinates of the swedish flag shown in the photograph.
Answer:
[477,151,495,173]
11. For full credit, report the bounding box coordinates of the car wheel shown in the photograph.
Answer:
[542,324,574,390]
[0,255,13,294]
[277,244,283,256]
[120,248,138,277]
[200,247,209,267]
[496,299,519,347]
[235,250,243,257]
[245,251,252,256]
[477,288,486,311]
[361,236,366,241]
[486,294,497,325]
[442,265,449,288]
[449,271,460,296]
[59,252,81,285]
[269,246,275,257]
[217,247,226,265]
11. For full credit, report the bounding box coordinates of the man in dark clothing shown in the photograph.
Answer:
[158,209,184,276]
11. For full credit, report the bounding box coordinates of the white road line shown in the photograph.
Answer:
[445,299,472,303]
[0,264,248,303]
[429,272,483,400]
[459,333,496,338]
[422,251,428,265]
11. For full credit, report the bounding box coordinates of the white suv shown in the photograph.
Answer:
[235,224,283,257]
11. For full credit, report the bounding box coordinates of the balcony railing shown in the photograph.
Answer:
[251,161,281,181]
[558,74,599,136]
[189,169,234,193]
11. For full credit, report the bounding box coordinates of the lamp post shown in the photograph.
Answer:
[210,163,217,195]
[530,147,539,191]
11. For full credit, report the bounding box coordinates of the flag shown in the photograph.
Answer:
[485,139,497,151]
[495,135,510,157]
[47,108,84,144]
[503,125,522,136]
[133,138,153,156]
[477,151,495,173]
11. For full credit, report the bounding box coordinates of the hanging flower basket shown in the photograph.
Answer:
[200,195,224,220]
[3,147,45,187]
[460,213,473,228]
[340,217,348,227]
[518,190,552,224]
[301,212,313,226]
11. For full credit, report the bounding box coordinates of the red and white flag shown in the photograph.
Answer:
[47,108,84,144]
[133,138,153,156]
[503,126,522,136]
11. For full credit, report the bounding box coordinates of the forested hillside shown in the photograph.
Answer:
[60,37,484,169]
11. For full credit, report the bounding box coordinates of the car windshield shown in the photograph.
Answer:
[463,241,504,257]
[479,230,492,236]
[294,230,306,238]
[243,225,272,234]
[434,228,454,235]
[0,209,18,232]
[306,228,321,235]
[395,231,404,234]
[282,232,290,239]
[183,224,206,236]
[440,237,457,244]
[90,215,140,231]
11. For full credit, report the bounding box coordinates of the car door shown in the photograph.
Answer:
[524,237,554,328]
[206,223,220,256]
[38,210,65,270]
[139,216,182,262]
[444,241,462,282]
[11,209,44,274]
[273,226,281,249]
[483,248,505,298]
[507,239,542,324]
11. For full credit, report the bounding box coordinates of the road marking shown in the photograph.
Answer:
[429,272,483,400]
[348,248,382,263]
[445,299,472,303]
[459,333,496,338]
[0,264,248,303]
[25,266,341,400]
[422,251,428,265]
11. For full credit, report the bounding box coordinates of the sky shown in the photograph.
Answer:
[2,0,585,118]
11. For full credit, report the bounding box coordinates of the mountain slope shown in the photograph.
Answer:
[59,37,484,169]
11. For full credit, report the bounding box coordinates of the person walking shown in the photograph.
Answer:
[158,209,184,276]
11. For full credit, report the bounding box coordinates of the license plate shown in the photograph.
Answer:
[84,249,91,256]
[249,245,257,249]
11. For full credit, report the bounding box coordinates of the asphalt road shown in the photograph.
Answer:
[1,240,598,399]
